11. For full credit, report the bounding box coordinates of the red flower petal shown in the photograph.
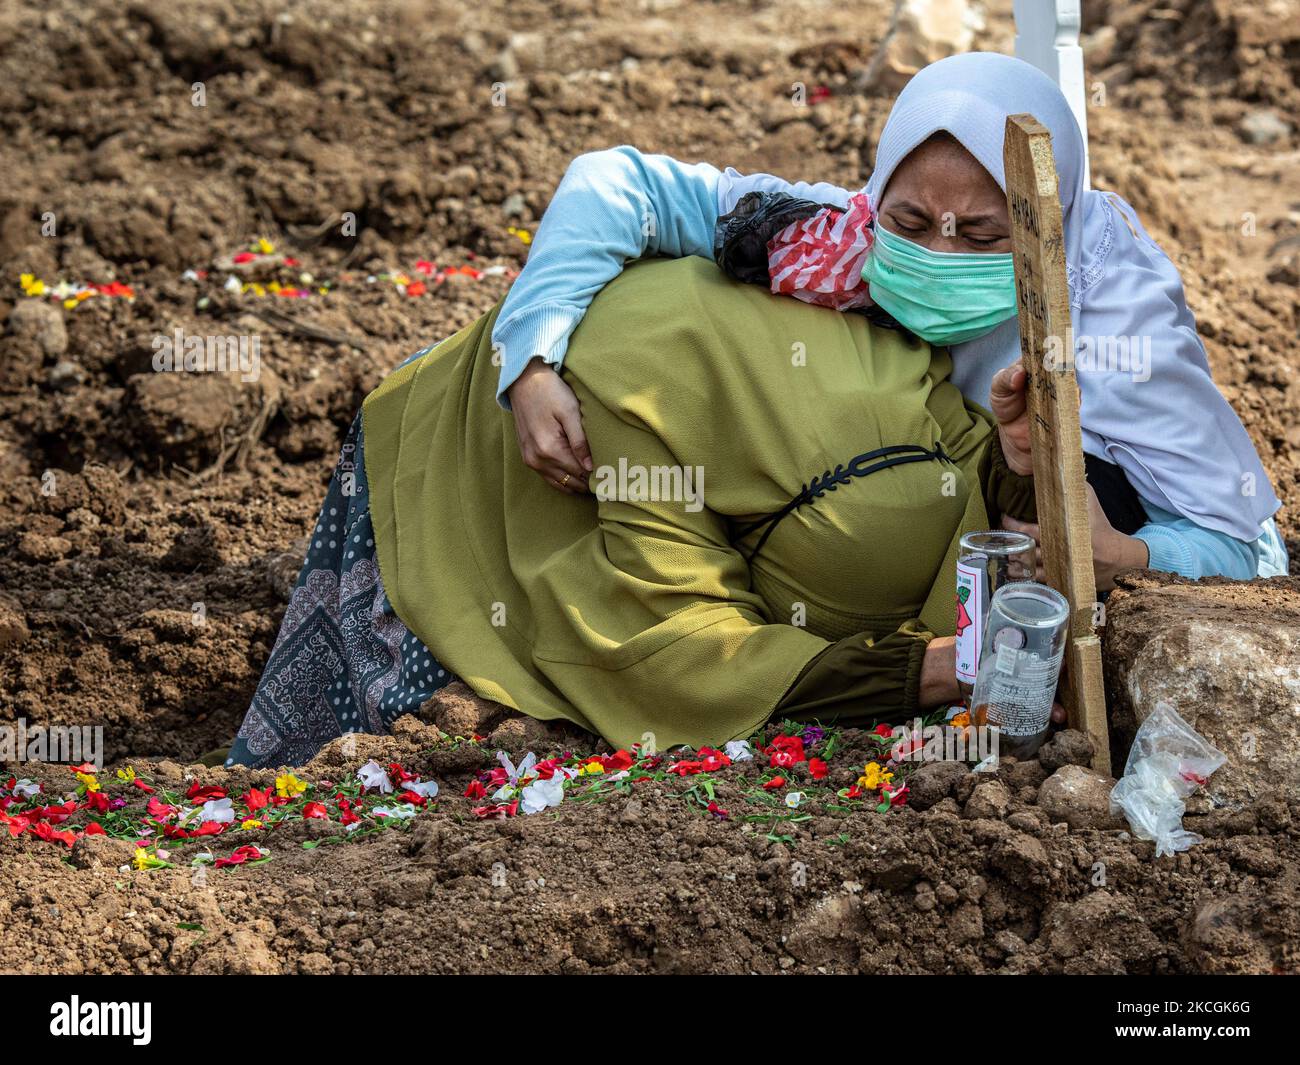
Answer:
[601,749,634,772]
[30,822,77,847]
[214,845,264,868]
[146,797,178,819]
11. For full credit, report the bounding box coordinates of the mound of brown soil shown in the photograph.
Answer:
[4,709,1297,975]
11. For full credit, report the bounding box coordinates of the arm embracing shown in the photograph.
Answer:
[493,146,722,407]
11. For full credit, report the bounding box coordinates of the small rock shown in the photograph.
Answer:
[154,760,183,781]
[162,524,225,572]
[70,835,137,870]
[989,831,1052,886]
[1238,109,1292,145]
[47,360,83,390]
[907,760,968,810]
[1081,25,1117,67]
[488,713,560,753]
[501,192,527,219]
[949,902,984,945]
[0,595,30,650]
[624,71,675,110]
[1038,729,1095,773]
[860,0,985,92]
[420,681,502,737]
[299,952,333,975]
[964,779,1011,820]
[1003,758,1048,791]
[994,929,1026,956]
[487,47,518,82]
[1037,765,1124,831]
[1007,809,1043,834]
[265,540,308,601]
[17,532,71,562]
[8,299,67,357]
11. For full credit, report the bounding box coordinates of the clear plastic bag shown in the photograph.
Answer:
[1109,701,1226,857]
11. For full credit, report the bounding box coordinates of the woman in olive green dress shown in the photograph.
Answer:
[230,255,1036,767]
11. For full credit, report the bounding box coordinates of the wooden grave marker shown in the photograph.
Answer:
[1003,114,1110,774]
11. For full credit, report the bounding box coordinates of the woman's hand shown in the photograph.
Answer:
[506,357,593,494]
[988,360,1033,476]
[1002,483,1150,592]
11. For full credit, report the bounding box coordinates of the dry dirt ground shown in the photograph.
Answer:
[0,0,1297,974]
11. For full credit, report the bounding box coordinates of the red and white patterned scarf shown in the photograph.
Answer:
[766,192,876,311]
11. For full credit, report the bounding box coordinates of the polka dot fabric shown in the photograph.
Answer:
[227,349,455,768]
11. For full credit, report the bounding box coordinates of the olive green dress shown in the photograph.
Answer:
[363,258,1034,750]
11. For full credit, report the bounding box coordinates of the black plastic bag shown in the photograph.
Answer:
[712,190,830,287]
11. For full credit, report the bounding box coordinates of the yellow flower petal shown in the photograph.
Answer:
[275,772,307,798]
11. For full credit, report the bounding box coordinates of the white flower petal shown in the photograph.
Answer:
[356,759,394,794]
[198,798,235,824]
[519,775,565,815]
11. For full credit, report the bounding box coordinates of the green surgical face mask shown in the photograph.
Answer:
[860,223,1018,346]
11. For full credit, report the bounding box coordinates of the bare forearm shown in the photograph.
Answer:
[919,636,959,708]
[1095,532,1150,592]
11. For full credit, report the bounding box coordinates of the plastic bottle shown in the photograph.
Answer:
[955,530,1035,704]
[969,581,1070,759]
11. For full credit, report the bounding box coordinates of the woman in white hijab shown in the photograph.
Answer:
[490,51,1287,585]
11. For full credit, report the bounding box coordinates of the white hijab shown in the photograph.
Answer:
[854,52,1278,541]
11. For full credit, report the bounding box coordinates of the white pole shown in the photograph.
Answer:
[1013,0,1091,186]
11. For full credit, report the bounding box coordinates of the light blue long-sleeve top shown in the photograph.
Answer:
[490,146,1287,581]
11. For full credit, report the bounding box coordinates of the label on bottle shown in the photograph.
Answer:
[955,558,984,685]
[983,646,1064,737]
